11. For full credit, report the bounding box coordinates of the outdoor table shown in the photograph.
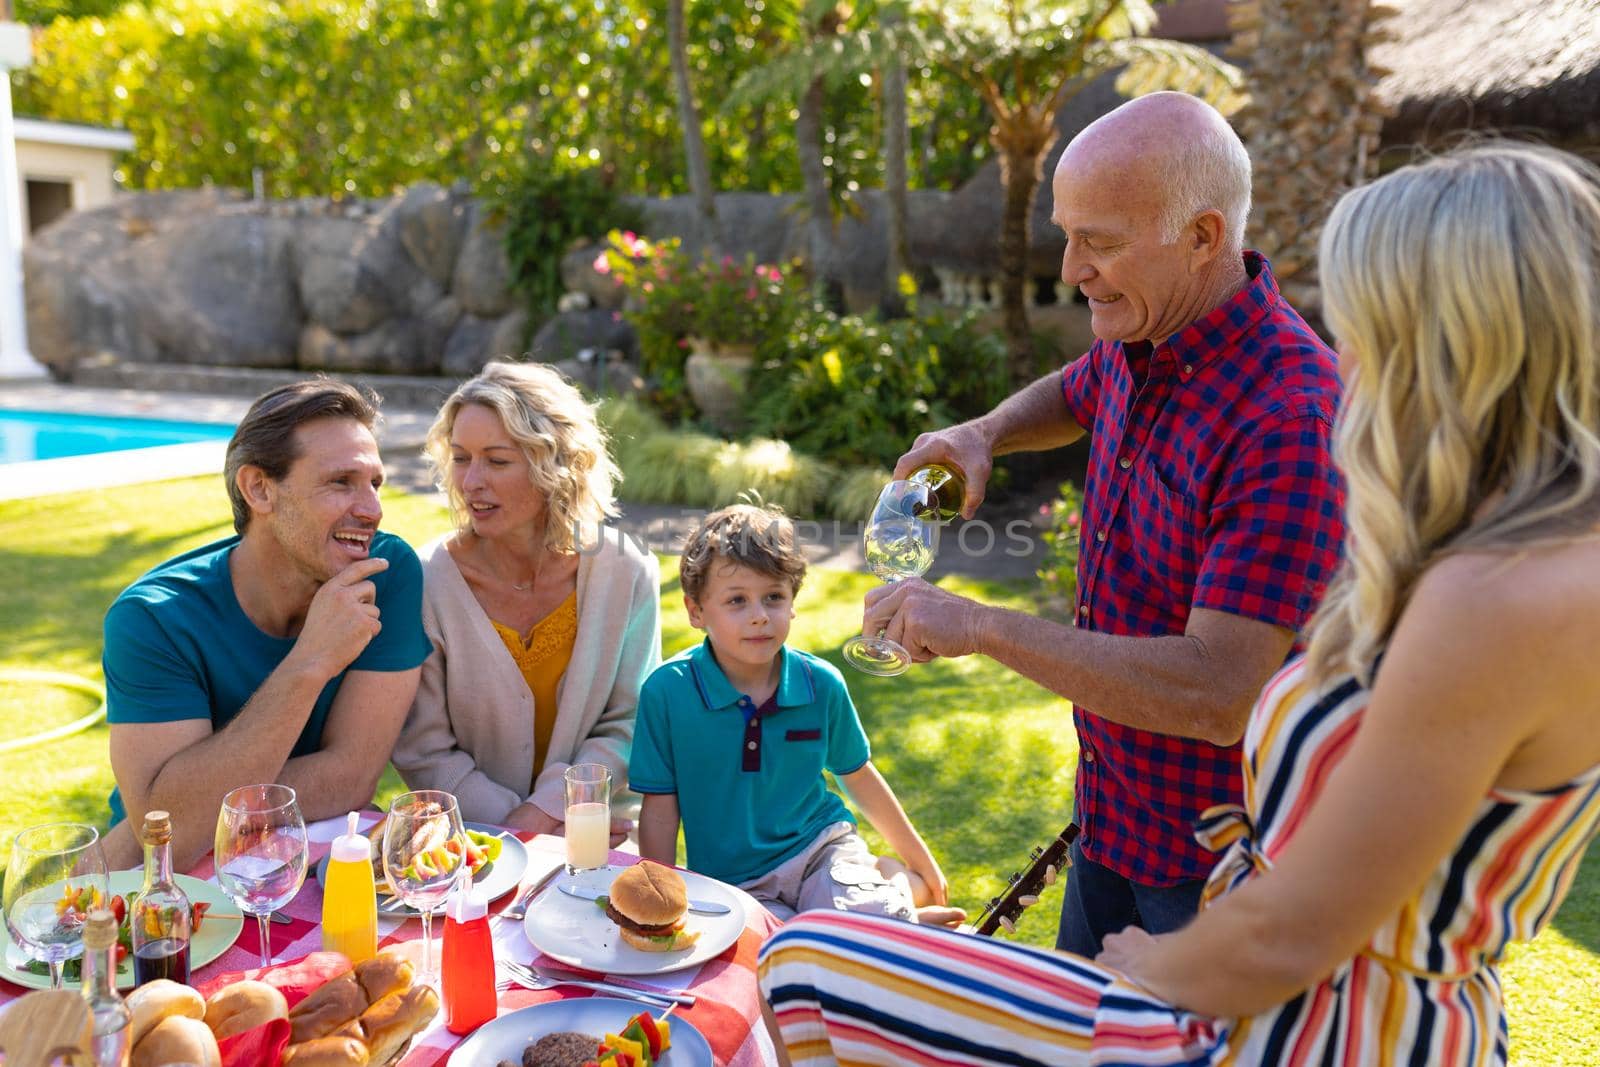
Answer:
[0,814,784,1066]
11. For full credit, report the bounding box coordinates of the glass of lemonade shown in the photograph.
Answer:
[563,764,611,875]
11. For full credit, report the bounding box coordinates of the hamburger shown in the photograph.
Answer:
[605,862,702,952]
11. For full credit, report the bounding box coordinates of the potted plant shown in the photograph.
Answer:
[599,231,801,431]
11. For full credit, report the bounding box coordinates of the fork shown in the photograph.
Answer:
[498,960,688,1007]
[499,861,564,922]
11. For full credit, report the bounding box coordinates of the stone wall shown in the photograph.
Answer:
[24,181,1093,381]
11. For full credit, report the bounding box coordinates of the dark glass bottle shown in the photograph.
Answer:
[130,811,193,986]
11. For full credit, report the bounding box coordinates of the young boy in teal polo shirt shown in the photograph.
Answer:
[632,504,964,925]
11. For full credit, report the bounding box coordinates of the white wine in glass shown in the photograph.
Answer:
[214,784,308,968]
[843,480,941,676]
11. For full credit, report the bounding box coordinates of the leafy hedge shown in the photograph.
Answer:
[13,0,992,201]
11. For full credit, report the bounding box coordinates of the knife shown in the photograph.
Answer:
[558,882,732,916]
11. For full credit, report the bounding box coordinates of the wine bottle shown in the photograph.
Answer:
[908,463,966,523]
[131,811,193,987]
[81,908,132,1067]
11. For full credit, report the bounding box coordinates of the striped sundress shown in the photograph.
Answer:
[758,656,1600,1065]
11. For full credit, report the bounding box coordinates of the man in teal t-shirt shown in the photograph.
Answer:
[101,380,432,869]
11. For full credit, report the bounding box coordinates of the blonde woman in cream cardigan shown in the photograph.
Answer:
[393,361,660,837]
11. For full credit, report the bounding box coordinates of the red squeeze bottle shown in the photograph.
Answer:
[441,885,497,1034]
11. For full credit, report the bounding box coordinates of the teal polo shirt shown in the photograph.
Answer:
[629,639,870,885]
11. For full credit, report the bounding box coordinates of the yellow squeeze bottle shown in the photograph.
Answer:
[322,811,379,963]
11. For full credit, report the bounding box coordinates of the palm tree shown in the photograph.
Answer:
[668,0,717,239]
[1226,0,1397,315]
[914,0,1245,379]
[880,0,913,317]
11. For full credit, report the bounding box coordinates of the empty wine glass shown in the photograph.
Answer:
[214,784,308,968]
[382,790,466,984]
[842,479,941,676]
[3,822,109,988]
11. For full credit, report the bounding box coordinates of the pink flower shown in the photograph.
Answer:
[677,338,690,349]
[642,281,654,293]
[1066,512,1081,527]
[745,287,758,300]
[621,231,638,243]
[592,253,611,275]
[721,255,733,266]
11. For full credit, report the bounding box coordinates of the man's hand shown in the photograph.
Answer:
[294,557,388,678]
[863,579,985,662]
[892,421,995,519]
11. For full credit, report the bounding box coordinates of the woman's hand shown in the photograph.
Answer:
[502,802,562,836]
[609,815,635,847]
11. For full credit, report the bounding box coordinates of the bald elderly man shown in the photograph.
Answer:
[867,92,1346,952]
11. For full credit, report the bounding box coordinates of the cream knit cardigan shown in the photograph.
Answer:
[391,529,661,824]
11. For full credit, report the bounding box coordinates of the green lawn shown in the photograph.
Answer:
[2,476,1597,1062]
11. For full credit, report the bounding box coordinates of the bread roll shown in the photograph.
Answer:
[289,972,369,1044]
[282,1036,372,1067]
[132,1015,222,1067]
[127,979,207,1046]
[353,952,413,1005]
[358,984,440,1066]
[204,979,289,1039]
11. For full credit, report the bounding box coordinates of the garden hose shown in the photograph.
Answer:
[0,670,108,755]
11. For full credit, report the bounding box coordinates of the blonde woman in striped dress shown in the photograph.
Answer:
[758,142,1600,1066]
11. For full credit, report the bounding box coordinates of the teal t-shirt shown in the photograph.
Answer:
[102,532,432,825]
[629,639,870,885]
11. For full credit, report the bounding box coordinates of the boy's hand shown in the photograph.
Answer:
[910,855,950,907]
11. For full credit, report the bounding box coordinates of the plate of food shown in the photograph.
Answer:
[0,870,243,991]
[446,998,710,1067]
[315,820,529,916]
[523,861,744,977]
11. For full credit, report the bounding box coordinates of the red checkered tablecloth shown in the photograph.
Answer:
[0,818,784,1066]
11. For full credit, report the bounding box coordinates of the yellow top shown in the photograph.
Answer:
[491,590,578,785]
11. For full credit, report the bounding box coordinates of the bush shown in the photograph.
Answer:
[1035,481,1083,619]
[601,232,806,420]
[488,159,644,324]
[747,302,1009,470]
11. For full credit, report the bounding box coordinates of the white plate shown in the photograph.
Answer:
[446,996,712,1066]
[523,865,745,976]
[315,821,528,916]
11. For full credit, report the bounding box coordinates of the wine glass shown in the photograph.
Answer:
[214,784,308,968]
[382,790,466,983]
[842,479,941,676]
[3,822,109,988]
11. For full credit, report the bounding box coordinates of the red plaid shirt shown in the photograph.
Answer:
[1059,252,1344,885]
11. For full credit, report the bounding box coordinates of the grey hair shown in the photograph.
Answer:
[1154,118,1252,251]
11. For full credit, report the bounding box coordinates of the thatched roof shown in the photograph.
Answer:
[1371,0,1600,147]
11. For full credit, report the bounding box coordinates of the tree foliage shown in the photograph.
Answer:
[11,0,996,201]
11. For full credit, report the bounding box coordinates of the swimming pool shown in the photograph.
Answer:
[0,410,236,465]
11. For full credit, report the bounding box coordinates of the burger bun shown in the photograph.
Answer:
[608,862,687,926]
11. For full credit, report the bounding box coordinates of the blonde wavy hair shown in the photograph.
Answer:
[1307,143,1600,686]
[425,361,620,554]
